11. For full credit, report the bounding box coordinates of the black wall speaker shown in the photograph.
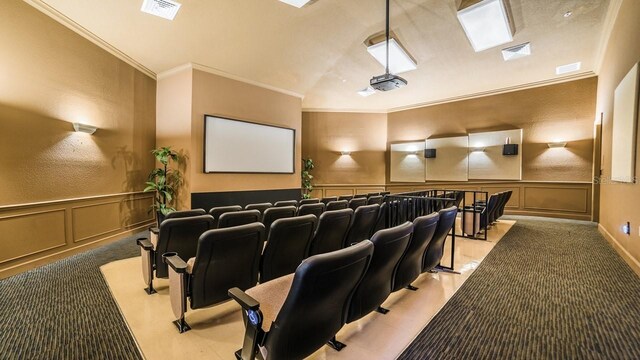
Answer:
[424,148,437,158]
[503,144,519,156]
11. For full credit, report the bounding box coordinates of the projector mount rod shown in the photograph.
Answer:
[385,0,390,75]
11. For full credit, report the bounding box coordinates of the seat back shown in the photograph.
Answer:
[348,197,368,210]
[299,198,320,205]
[353,194,367,199]
[392,213,439,292]
[274,200,298,207]
[320,196,338,205]
[337,195,353,201]
[486,193,501,225]
[297,203,325,217]
[422,206,458,272]
[344,204,380,246]
[326,200,348,211]
[260,215,318,282]
[165,209,206,220]
[245,202,272,215]
[373,201,389,233]
[262,206,297,235]
[217,210,261,229]
[209,205,242,228]
[266,241,374,360]
[367,195,384,205]
[189,223,265,309]
[499,191,512,217]
[346,222,413,323]
[155,215,215,278]
[308,209,353,256]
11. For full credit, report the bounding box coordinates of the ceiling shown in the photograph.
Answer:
[31,0,611,111]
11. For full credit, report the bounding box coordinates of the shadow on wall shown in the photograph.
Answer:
[525,139,594,180]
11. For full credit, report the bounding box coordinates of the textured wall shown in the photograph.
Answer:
[302,112,387,185]
[596,0,640,272]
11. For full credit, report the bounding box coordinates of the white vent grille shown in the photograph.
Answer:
[556,62,582,75]
[501,42,531,61]
[141,0,181,20]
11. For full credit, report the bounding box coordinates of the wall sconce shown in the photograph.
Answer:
[408,150,419,156]
[470,147,485,152]
[73,122,98,135]
[547,141,567,148]
[340,151,352,156]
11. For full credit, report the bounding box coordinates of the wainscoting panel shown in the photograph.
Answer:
[315,181,592,221]
[0,192,155,279]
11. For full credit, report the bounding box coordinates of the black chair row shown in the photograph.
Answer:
[467,190,512,230]
[229,206,458,359]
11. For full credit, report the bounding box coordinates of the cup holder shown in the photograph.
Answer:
[162,252,178,264]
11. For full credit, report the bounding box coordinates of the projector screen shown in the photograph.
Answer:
[204,115,295,174]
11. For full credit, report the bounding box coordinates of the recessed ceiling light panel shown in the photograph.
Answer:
[501,42,531,61]
[357,87,376,97]
[457,0,514,52]
[279,0,312,8]
[141,0,182,20]
[367,39,417,74]
[556,62,582,75]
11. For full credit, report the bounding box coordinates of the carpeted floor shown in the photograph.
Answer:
[0,233,145,360]
[400,217,640,360]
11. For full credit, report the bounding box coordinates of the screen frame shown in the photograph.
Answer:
[203,114,296,174]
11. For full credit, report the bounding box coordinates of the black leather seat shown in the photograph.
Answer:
[308,209,353,256]
[218,210,261,229]
[299,198,320,205]
[209,205,243,228]
[320,196,338,205]
[344,204,380,246]
[262,206,296,235]
[245,203,272,215]
[380,191,390,196]
[392,213,439,292]
[348,197,368,210]
[345,222,413,325]
[367,195,384,205]
[274,200,298,207]
[337,195,354,201]
[164,223,265,333]
[165,209,206,220]
[260,215,318,282]
[422,206,458,273]
[137,215,215,295]
[496,191,511,220]
[353,194,367,199]
[297,203,325,217]
[373,201,389,233]
[326,200,348,211]
[229,240,374,360]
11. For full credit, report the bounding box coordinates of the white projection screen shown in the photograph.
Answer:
[204,115,295,173]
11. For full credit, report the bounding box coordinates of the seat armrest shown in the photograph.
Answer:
[137,238,153,251]
[229,287,260,311]
[149,227,159,235]
[165,255,188,274]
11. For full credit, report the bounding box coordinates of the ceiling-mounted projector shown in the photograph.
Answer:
[370,73,407,91]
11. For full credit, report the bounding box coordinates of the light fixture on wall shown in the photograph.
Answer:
[408,150,419,156]
[547,141,567,148]
[73,122,98,135]
[278,0,312,8]
[340,151,352,156]
[470,146,486,152]
[457,0,514,52]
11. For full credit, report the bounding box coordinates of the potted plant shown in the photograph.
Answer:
[301,158,314,199]
[144,146,183,225]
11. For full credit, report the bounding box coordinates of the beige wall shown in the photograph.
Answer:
[387,78,598,182]
[596,0,640,274]
[302,112,387,186]
[0,1,157,278]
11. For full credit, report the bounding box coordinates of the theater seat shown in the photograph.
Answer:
[297,203,325,217]
[218,210,261,229]
[229,240,374,360]
[320,196,338,205]
[422,206,458,273]
[137,215,215,295]
[274,200,298,207]
[149,209,207,246]
[344,204,380,246]
[299,198,320,205]
[337,195,354,201]
[245,203,272,215]
[348,197,367,210]
[373,201,389,234]
[262,206,297,235]
[308,209,353,256]
[209,205,243,228]
[353,194,367,199]
[260,215,317,282]
[367,195,384,205]
[392,213,439,292]
[326,200,348,211]
[164,223,265,333]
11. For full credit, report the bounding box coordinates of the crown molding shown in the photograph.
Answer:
[25,0,156,79]
[594,0,623,74]
[301,108,388,114]
[156,63,193,80]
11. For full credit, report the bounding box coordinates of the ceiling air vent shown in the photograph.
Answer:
[141,0,182,20]
[501,42,531,61]
[556,62,582,75]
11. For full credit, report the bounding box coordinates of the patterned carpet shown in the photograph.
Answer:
[399,217,640,359]
[0,233,144,360]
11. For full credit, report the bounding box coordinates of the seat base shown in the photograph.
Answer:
[328,336,347,351]
[144,283,157,295]
[406,284,419,291]
[376,306,390,314]
[173,318,191,333]
[434,266,461,275]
